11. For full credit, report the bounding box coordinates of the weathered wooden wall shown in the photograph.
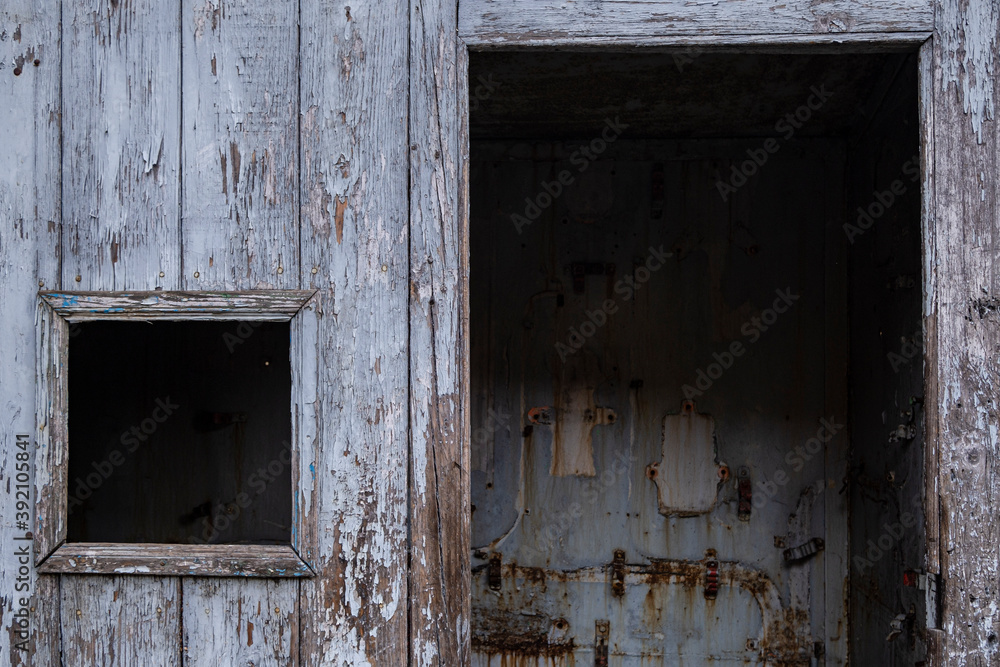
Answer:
[929,1,1000,665]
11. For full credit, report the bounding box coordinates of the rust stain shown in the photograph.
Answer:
[210,55,216,76]
[230,142,241,196]
[113,590,119,602]
[219,148,228,198]
[110,238,119,263]
[247,620,254,647]
[333,196,348,245]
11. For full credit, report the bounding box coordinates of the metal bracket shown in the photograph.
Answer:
[782,537,825,563]
[488,553,502,591]
[704,550,719,600]
[611,549,626,597]
[595,620,610,666]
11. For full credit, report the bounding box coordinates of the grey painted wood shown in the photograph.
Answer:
[61,575,181,666]
[33,303,68,564]
[409,0,471,662]
[930,1,1000,664]
[41,289,314,318]
[1,1,63,662]
[61,0,181,291]
[459,0,934,46]
[297,0,410,662]
[41,544,313,578]
[183,579,299,666]
[181,0,299,290]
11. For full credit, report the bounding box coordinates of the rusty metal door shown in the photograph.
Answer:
[470,141,847,665]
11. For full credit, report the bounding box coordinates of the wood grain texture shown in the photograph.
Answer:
[181,0,300,289]
[1,1,63,662]
[931,1,1000,665]
[33,302,68,564]
[409,1,470,662]
[459,0,934,46]
[183,579,299,666]
[61,0,181,291]
[40,544,313,578]
[41,289,314,318]
[61,575,181,665]
[297,0,410,662]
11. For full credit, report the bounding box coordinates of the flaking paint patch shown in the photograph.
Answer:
[939,0,998,142]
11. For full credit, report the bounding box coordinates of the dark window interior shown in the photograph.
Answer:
[67,320,292,545]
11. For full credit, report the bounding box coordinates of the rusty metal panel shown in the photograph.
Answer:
[470,138,847,665]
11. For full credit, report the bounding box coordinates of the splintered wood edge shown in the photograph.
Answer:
[40,290,318,319]
[38,544,315,578]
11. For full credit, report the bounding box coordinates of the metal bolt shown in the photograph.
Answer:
[74,275,81,282]
[193,271,200,278]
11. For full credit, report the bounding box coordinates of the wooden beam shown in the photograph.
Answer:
[929,1,1000,664]
[409,0,471,663]
[40,544,313,578]
[459,0,934,47]
[40,290,315,318]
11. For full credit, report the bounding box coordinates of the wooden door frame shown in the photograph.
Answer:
[413,1,1000,665]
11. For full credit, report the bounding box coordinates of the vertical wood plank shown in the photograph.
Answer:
[181,0,299,289]
[182,579,299,666]
[931,1,1000,665]
[61,576,180,665]
[61,0,181,290]
[409,0,470,662]
[298,0,410,663]
[1,0,62,662]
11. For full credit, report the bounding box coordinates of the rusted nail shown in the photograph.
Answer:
[193,271,200,278]
[76,609,81,617]
[158,271,165,277]
[381,264,388,272]
[277,266,284,274]
[13,67,22,76]
[33,59,40,66]
[38,280,44,287]
[74,275,81,282]
[311,267,318,274]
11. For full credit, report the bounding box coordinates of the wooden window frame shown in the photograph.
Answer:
[33,290,319,578]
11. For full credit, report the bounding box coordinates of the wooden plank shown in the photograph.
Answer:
[40,289,314,318]
[1,1,62,661]
[40,544,313,578]
[183,579,299,666]
[409,0,470,660]
[33,303,68,564]
[181,0,299,290]
[61,0,181,290]
[459,0,933,46]
[61,576,181,665]
[931,1,1000,665]
[297,0,410,662]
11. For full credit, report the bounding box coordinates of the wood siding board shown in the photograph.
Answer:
[182,579,299,666]
[180,0,300,290]
[40,544,313,578]
[1,1,63,661]
[40,289,315,317]
[932,1,1000,664]
[458,0,934,45]
[298,0,410,662]
[60,575,181,665]
[409,1,470,662]
[61,0,182,291]
[33,301,68,565]
[290,295,319,567]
